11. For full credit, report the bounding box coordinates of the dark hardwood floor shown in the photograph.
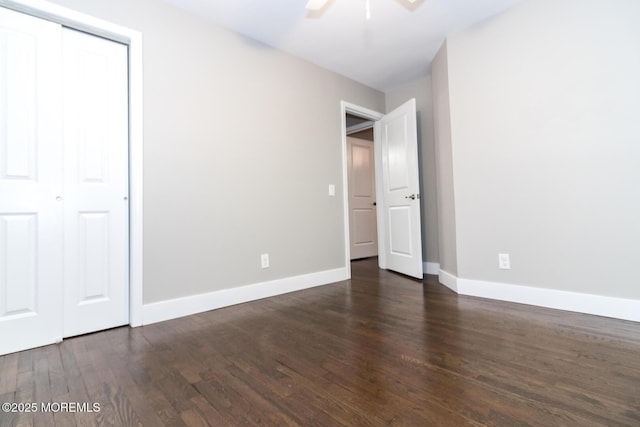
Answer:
[1,257,640,426]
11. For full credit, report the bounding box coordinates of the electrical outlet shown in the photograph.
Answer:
[328,184,336,196]
[261,253,270,269]
[498,253,511,270]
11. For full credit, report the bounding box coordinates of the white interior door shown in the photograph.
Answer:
[347,136,378,259]
[0,8,63,355]
[62,28,129,337]
[374,99,423,279]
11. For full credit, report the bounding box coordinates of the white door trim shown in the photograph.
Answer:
[0,0,144,326]
[340,101,384,279]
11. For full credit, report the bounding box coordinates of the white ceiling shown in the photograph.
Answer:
[159,0,525,91]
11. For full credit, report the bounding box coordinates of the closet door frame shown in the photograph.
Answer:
[0,0,144,326]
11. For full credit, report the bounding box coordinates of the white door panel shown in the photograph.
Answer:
[386,118,411,191]
[1,214,37,314]
[62,28,129,337]
[0,8,63,355]
[77,212,110,303]
[347,137,378,259]
[388,207,412,255]
[375,99,423,279]
[353,209,376,244]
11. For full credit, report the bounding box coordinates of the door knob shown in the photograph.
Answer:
[405,194,417,200]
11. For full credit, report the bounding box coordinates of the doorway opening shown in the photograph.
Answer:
[340,99,424,280]
[340,102,384,279]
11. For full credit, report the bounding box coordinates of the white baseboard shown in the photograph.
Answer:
[438,272,640,322]
[142,267,348,325]
[438,270,458,292]
[423,262,440,275]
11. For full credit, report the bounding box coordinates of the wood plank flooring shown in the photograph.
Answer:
[1,257,639,426]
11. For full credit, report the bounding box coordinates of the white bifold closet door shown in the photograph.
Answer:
[0,7,64,356]
[0,8,129,356]
[62,28,129,338]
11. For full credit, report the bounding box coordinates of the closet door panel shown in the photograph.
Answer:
[62,28,129,337]
[0,7,63,355]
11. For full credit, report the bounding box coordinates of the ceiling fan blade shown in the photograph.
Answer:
[306,0,329,11]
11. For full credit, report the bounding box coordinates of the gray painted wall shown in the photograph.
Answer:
[431,44,458,276]
[48,0,385,303]
[438,0,640,298]
[385,76,440,266]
